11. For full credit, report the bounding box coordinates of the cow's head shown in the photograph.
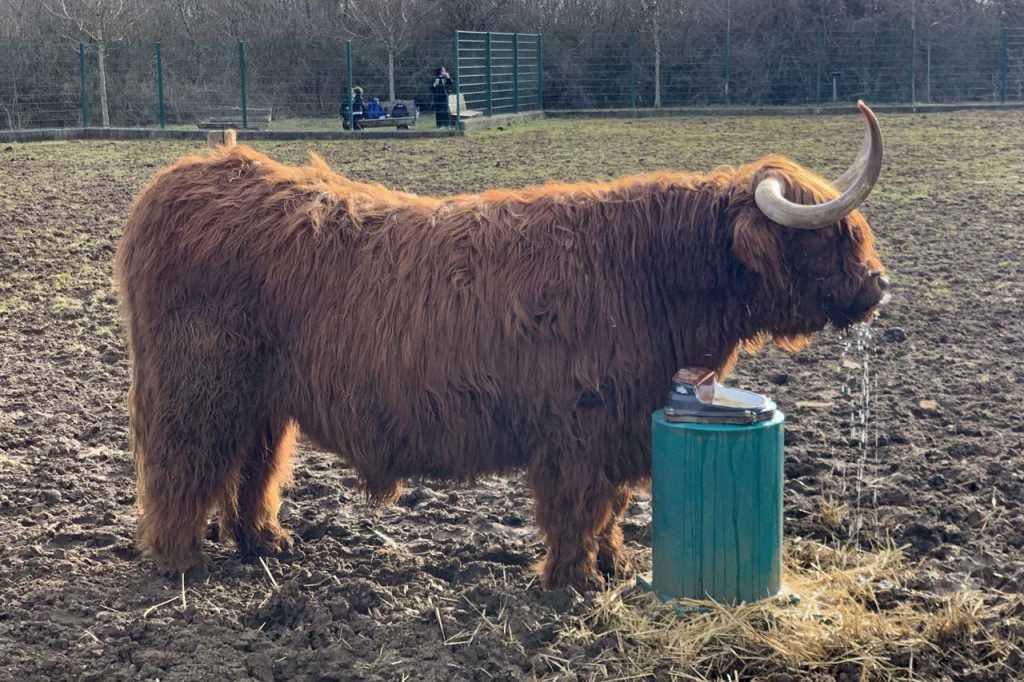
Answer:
[731,101,889,344]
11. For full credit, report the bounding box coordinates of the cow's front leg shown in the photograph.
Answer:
[596,484,635,579]
[528,456,617,590]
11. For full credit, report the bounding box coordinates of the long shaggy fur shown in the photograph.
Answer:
[115,144,884,588]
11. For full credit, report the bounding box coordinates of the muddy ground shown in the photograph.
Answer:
[1,111,1022,680]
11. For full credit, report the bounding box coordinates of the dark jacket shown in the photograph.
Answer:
[431,74,452,109]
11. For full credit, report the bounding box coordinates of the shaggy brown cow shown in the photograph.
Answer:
[116,102,889,590]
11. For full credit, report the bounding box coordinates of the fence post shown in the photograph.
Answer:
[815,27,823,105]
[345,40,354,130]
[513,33,520,112]
[454,32,461,124]
[156,42,166,129]
[723,27,731,105]
[908,28,916,103]
[630,33,638,108]
[485,32,493,116]
[537,34,544,110]
[238,41,248,129]
[78,43,89,127]
[1001,27,1009,102]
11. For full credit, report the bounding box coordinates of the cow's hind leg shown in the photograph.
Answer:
[528,457,618,590]
[130,309,267,574]
[134,403,251,574]
[218,417,298,557]
[136,440,214,574]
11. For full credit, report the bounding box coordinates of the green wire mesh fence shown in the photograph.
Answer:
[0,42,80,129]
[1005,28,1024,101]
[543,26,1018,108]
[1,27,1022,130]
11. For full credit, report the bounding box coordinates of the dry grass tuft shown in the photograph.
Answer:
[816,497,849,534]
[926,591,984,644]
[555,540,1020,680]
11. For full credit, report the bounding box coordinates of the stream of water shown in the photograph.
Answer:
[837,322,879,544]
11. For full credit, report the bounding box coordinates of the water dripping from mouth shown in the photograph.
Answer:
[836,322,878,545]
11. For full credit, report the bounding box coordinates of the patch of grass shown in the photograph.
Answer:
[95,323,122,344]
[0,296,30,316]
[67,233,94,252]
[925,285,955,300]
[51,294,79,312]
[61,341,91,355]
[269,116,346,132]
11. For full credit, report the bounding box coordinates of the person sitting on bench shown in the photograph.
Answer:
[351,87,365,130]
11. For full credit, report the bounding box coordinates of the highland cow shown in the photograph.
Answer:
[116,102,889,590]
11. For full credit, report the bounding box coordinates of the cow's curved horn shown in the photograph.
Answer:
[831,106,875,192]
[754,101,883,230]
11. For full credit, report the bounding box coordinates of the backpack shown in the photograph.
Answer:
[366,98,384,119]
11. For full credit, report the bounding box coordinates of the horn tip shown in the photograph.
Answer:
[857,100,871,115]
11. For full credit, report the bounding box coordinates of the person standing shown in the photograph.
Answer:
[431,66,453,128]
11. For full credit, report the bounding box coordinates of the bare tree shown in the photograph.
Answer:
[884,0,963,102]
[437,0,519,32]
[638,0,663,107]
[0,0,46,39]
[346,0,439,101]
[703,0,734,103]
[44,0,148,126]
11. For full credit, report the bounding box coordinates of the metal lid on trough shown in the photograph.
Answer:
[663,367,777,425]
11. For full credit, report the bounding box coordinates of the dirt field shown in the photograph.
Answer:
[1,111,1022,680]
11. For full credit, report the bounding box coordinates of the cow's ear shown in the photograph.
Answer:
[732,207,785,288]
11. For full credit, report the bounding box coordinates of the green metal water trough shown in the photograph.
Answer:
[650,368,784,605]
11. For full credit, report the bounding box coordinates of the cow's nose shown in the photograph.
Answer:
[872,271,890,291]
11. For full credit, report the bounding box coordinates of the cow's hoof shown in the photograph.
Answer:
[152,551,209,581]
[142,539,205,577]
[237,525,294,558]
[536,557,605,592]
[597,546,635,580]
[182,557,211,582]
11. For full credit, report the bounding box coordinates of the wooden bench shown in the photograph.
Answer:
[448,94,484,118]
[197,107,273,130]
[356,99,418,129]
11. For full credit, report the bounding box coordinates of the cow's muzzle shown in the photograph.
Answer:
[872,271,892,306]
